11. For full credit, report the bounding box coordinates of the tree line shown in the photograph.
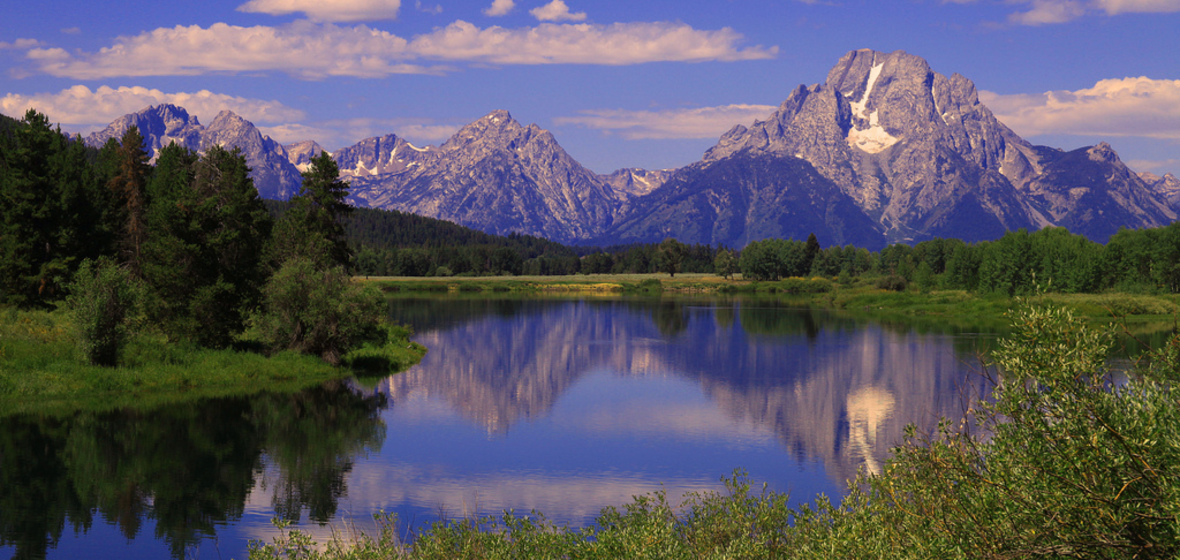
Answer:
[0,110,396,367]
[8,107,1180,304]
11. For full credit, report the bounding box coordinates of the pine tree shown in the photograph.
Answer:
[269,152,352,270]
[0,110,104,305]
[107,126,151,277]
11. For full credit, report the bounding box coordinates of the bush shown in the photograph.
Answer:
[254,258,385,366]
[875,274,908,292]
[64,258,143,367]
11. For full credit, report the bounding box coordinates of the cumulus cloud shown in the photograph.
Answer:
[974,0,1180,25]
[25,21,431,79]
[409,21,776,65]
[483,0,515,17]
[0,38,44,50]
[1128,158,1180,175]
[237,0,402,22]
[1008,0,1088,25]
[530,0,587,21]
[22,20,776,79]
[309,117,462,148]
[554,104,777,140]
[1095,0,1180,14]
[0,85,305,133]
[980,77,1180,139]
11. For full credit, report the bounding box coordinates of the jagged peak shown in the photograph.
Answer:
[1087,142,1120,165]
[208,109,249,127]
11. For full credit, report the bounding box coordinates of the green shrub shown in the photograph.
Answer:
[254,258,385,366]
[65,258,143,367]
[875,274,908,292]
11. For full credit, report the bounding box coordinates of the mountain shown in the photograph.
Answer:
[603,150,883,249]
[85,104,203,159]
[84,50,1178,246]
[285,140,326,172]
[613,48,1173,246]
[342,110,625,244]
[1140,171,1180,209]
[85,104,303,200]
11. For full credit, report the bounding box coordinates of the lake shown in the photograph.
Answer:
[0,296,1000,560]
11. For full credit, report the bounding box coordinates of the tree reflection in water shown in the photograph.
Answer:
[0,381,386,559]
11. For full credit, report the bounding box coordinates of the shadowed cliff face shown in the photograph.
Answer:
[380,298,995,485]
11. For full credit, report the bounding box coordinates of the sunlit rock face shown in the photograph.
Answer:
[699,49,1044,244]
[341,110,626,244]
[85,104,304,200]
[285,140,326,172]
[85,104,204,161]
[672,48,1174,245]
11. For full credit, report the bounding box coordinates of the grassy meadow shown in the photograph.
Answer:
[0,306,425,416]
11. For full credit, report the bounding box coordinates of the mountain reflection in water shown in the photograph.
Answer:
[377,297,994,505]
[0,297,996,560]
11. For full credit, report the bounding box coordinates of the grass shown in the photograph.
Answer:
[0,306,426,417]
[365,273,1180,324]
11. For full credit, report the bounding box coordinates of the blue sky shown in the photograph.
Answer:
[2,0,1178,175]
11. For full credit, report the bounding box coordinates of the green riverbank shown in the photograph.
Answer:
[0,307,426,416]
[365,273,1180,323]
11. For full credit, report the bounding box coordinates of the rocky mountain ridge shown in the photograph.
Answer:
[83,49,1178,247]
[84,104,304,200]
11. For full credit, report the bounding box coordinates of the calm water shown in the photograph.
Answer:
[1,297,999,560]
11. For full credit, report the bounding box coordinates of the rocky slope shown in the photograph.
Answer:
[85,51,1179,246]
[85,104,304,200]
[621,48,1175,246]
[285,140,326,172]
[343,110,625,243]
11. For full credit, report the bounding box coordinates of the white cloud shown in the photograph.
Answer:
[530,0,587,22]
[1128,158,1180,175]
[309,117,462,149]
[483,0,515,17]
[1007,0,1087,25]
[0,85,305,134]
[409,21,777,65]
[972,0,1180,25]
[23,20,774,79]
[257,123,338,145]
[0,38,44,50]
[554,104,777,140]
[237,0,402,22]
[980,77,1180,139]
[25,21,430,79]
[1095,0,1180,14]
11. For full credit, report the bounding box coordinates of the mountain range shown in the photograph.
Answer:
[84,49,1179,248]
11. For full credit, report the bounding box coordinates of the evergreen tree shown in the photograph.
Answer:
[0,110,104,306]
[269,152,352,270]
[107,126,151,277]
[140,145,271,347]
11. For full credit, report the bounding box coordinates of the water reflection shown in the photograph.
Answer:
[2,296,1003,559]
[380,297,994,501]
[0,382,386,559]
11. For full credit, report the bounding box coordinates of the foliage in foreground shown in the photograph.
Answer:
[248,302,1180,559]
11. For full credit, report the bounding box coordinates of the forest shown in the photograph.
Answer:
[0,109,410,369]
[6,106,1180,317]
